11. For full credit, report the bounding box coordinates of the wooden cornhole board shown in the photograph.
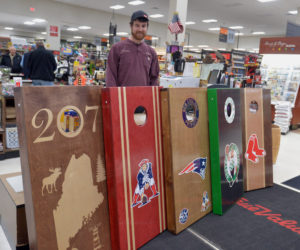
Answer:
[241,89,273,191]
[207,88,244,215]
[160,88,212,234]
[102,86,166,250]
[15,86,111,250]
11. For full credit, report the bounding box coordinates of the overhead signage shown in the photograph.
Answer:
[260,37,300,54]
[219,27,235,44]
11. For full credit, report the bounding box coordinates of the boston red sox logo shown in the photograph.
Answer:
[245,134,266,163]
[132,159,160,208]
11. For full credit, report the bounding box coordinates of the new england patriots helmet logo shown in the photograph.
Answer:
[178,157,207,179]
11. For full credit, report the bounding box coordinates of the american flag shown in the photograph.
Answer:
[168,12,184,34]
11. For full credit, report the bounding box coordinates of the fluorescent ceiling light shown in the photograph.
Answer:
[184,45,194,48]
[197,45,208,48]
[149,14,164,18]
[67,27,78,31]
[288,10,298,15]
[128,0,145,5]
[152,37,159,40]
[33,18,46,23]
[117,32,128,36]
[190,48,199,51]
[257,0,276,2]
[252,31,265,35]
[185,21,196,25]
[230,26,244,29]
[78,26,91,30]
[235,33,244,36]
[208,27,220,31]
[110,5,125,10]
[202,19,218,23]
[203,48,212,50]
[4,27,13,30]
[218,48,226,50]
[103,33,112,37]
[236,48,246,51]
[73,36,82,39]
[24,21,35,25]
[41,32,47,35]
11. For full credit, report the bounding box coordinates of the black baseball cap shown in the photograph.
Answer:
[131,10,149,22]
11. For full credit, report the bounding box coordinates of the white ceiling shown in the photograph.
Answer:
[52,0,300,36]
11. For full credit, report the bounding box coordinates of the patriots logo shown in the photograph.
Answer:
[178,157,207,179]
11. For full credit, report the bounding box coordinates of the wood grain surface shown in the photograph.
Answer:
[15,86,111,250]
[161,88,212,234]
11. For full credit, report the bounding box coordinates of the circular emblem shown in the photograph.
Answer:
[179,208,189,224]
[224,97,235,124]
[224,143,240,187]
[182,98,199,128]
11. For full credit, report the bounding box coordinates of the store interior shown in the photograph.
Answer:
[0,0,300,249]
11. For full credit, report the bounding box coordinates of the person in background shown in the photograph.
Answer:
[105,10,159,87]
[28,41,57,86]
[20,45,35,79]
[0,46,22,73]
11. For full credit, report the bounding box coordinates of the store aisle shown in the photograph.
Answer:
[0,130,299,249]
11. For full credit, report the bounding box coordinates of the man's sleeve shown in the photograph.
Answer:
[105,46,119,87]
[149,50,159,86]
[51,54,57,71]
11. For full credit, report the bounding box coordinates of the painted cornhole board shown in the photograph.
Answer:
[207,88,244,215]
[15,86,111,250]
[241,89,273,191]
[102,87,166,250]
[161,88,212,234]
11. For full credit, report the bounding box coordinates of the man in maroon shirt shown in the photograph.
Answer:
[105,10,159,87]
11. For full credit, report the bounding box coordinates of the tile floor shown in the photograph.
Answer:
[0,130,299,249]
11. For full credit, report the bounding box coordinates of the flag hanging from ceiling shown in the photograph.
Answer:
[168,12,184,34]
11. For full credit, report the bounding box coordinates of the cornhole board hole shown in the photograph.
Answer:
[102,86,166,249]
[15,86,111,250]
[161,88,212,234]
[0,172,28,249]
[241,89,273,191]
[207,88,244,215]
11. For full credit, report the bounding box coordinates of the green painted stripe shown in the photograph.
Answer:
[207,89,223,215]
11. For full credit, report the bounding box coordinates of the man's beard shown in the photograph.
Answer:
[131,30,146,41]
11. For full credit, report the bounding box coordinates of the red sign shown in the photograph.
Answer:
[260,37,300,54]
[50,25,59,37]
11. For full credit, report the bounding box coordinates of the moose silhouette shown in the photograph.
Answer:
[42,168,62,196]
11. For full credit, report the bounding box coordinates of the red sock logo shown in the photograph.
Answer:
[252,134,266,157]
[245,135,258,163]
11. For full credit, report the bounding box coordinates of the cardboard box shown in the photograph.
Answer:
[0,172,28,249]
[161,88,212,234]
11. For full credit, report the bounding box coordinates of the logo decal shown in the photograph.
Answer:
[182,98,199,128]
[179,208,189,224]
[201,191,211,212]
[245,134,266,163]
[224,97,235,124]
[224,143,240,187]
[178,157,207,179]
[132,159,159,208]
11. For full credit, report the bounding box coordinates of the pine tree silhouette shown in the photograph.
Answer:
[96,154,106,183]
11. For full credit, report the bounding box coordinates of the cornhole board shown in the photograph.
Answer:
[241,89,273,191]
[160,88,212,234]
[0,172,28,249]
[15,86,111,250]
[207,88,244,215]
[102,86,166,249]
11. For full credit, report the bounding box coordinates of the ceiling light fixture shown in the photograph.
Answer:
[149,14,164,18]
[252,31,266,35]
[4,27,14,30]
[229,26,244,29]
[197,45,208,48]
[208,27,220,31]
[218,48,226,50]
[110,5,125,10]
[184,45,194,48]
[185,21,196,25]
[128,0,145,6]
[67,27,79,31]
[41,32,47,35]
[78,26,91,30]
[103,33,112,37]
[288,10,298,15]
[117,32,128,36]
[73,36,82,39]
[202,19,218,23]
[152,37,159,40]
[257,0,276,2]
[24,21,35,25]
[32,18,46,23]
[235,33,244,36]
